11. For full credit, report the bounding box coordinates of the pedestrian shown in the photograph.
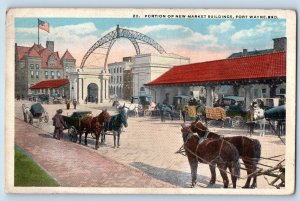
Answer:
[66,99,70,110]
[52,109,64,140]
[73,99,77,109]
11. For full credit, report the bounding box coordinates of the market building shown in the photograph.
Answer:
[145,51,286,109]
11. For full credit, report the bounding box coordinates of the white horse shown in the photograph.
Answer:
[124,103,141,117]
[112,101,141,117]
[253,106,266,137]
[22,104,33,123]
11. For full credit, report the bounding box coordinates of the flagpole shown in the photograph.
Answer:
[38,18,39,45]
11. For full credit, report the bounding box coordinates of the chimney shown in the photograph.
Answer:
[46,41,54,52]
[242,49,248,56]
[273,37,286,52]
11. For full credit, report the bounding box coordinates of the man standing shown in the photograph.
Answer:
[73,99,77,109]
[52,109,64,140]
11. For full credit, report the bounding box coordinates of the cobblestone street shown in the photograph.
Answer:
[15,100,285,188]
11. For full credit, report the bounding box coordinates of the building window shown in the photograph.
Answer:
[117,68,119,73]
[45,71,48,79]
[35,64,39,69]
[261,88,267,98]
[30,64,34,69]
[51,71,55,79]
[31,71,34,78]
[36,71,39,78]
[254,89,258,98]
[57,71,61,78]
[279,88,286,94]
[114,68,116,73]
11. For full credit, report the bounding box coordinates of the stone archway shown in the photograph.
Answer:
[87,83,98,103]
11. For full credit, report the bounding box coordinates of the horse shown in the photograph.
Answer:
[124,103,141,117]
[189,118,261,188]
[78,110,110,150]
[155,103,175,122]
[181,125,240,188]
[253,105,267,137]
[112,100,141,117]
[22,104,32,123]
[103,109,128,148]
[112,100,121,111]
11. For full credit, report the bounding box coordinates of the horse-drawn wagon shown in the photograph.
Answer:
[22,103,49,125]
[177,120,285,189]
[173,95,198,121]
[62,111,92,142]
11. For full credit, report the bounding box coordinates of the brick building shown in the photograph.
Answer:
[15,41,76,98]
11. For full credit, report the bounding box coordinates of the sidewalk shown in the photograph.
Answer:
[15,118,175,187]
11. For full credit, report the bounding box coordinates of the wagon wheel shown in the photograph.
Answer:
[44,112,49,123]
[91,132,96,139]
[68,126,78,142]
[231,116,245,128]
[144,110,152,117]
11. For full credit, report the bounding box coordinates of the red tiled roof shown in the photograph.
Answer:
[32,43,44,52]
[28,47,40,57]
[16,46,30,60]
[16,44,64,69]
[146,52,286,86]
[30,79,69,89]
[39,48,62,69]
[61,50,75,61]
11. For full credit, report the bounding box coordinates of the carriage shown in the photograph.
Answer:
[131,95,152,108]
[24,103,49,124]
[173,95,196,120]
[131,95,156,116]
[62,111,92,142]
[264,105,286,137]
[225,104,249,128]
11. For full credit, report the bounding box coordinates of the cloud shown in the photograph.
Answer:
[101,24,218,49]
[231,20,285,42]
[15,22,100,65]
[208,20,235,34]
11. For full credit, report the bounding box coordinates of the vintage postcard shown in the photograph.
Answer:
[5,8,296,194]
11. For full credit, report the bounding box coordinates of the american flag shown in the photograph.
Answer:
[38,19,49,33]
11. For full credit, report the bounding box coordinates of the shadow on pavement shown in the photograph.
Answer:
[130,161,223,188]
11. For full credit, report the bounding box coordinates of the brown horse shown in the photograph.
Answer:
[79,110,110,149]
[189,118,261,188]
[181,125,240,188]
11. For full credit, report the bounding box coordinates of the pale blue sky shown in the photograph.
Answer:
[15,17,286,66]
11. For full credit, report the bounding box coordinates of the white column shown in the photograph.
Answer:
[244,85,252,110]
[98,80,101,103]
[105,79,109,100]
[177,87,182,95]
[73,79,78,101]
[206,86,213,107]
[78,78,82,103]
[82,78,88,103]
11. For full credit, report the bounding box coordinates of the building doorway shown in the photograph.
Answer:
[87,83,98,103]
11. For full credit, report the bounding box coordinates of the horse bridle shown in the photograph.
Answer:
[191,123,210,138]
